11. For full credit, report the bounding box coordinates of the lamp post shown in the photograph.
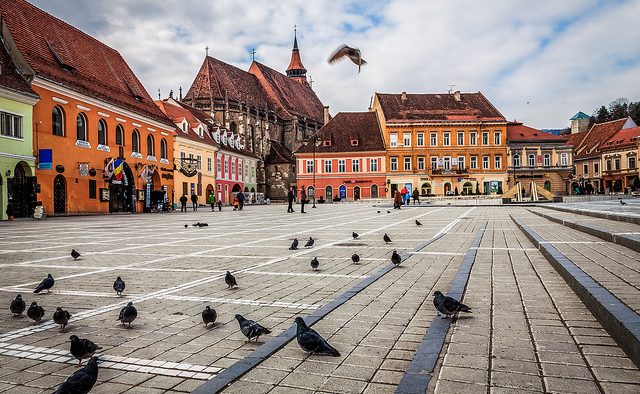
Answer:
[312,130,317,208]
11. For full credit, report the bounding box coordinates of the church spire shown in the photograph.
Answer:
[286,26,308,86]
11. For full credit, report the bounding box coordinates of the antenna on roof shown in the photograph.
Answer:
[448,84,456,94]
[250,48,256,62]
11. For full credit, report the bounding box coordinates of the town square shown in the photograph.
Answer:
[1,0,640,393]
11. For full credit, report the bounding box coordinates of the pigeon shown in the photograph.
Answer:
[53,307,72,332]
[383,233,392,244]
[235,314,271,342]
[71,249,81,260]
[197,222,209,227]
[377,210,381,214]
[184,224,188,228]
[304,237,315,248]
[113,276,125,296]
[202,306,217,328]
[351,254,360,264]
[289,238,299,250]
[225,271,237,288]
[33,274,54,293]
[27,301,44,324]
[192,222,200,227]
[387,210,391,214]
[310,257,319,271]
[10,294,26,316]
[433,291,472,318]
[117,302,137,328]
[328,44,367,73]
[54,356,99,394]
[294,317,340,356]
[352,232,359,239]
[391,251,402,266]
[620,200,627,205]
[69,335,102,367]
[416,220,423,226]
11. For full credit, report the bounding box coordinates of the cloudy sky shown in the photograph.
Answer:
[31,0,640,129]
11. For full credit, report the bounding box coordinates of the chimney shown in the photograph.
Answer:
[169,89,173,99]
[179,87,183,101]
[453,91,461,102]
[323,106,331,125]
[401,91,407,101]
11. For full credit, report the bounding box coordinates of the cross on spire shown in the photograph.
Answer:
[205,46,209,57]
[250,48,256,62]
[309,75,313,88]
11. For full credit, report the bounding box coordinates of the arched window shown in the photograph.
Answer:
[52,106,65,136]
[160,138,167,159]
[147,134,155,156]
[115,124,124,146]
[132,129,140,153]
[371,184,379,198]
[98,119,108,145]
[76,113,87,141]
[544,180,551,191]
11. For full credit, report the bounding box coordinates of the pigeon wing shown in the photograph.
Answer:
[328,45,349,63]
[441,296,461,313]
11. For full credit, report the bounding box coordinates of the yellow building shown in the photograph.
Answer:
[371,91,507,196]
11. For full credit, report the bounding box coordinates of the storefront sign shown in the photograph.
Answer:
[38,149,52,170]
[145,183,151,207]
[100,188,110,201]
[136,189,144,201]
[343,179,372,184]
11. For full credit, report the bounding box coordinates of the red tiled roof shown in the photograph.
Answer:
[602,126,640,149]
[155,99,215,146]
[0,39,37,98]
[295,112,385,154]
[0,0,172,126]
[376,92,505,122]
[571,118,630,160]
[507,123,569,143]
[265,140,295,164]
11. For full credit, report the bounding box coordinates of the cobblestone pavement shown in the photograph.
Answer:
[0,204,638,393]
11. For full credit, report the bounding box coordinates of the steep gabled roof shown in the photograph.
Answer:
[375,91,505,123]
[507,123,569,143]
[295,112,385,154]
[0,0,172,126]
[570,117,634,160]
[602,126,640,149]
[0,38,38,99]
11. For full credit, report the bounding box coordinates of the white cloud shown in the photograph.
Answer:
[31,0,640,129]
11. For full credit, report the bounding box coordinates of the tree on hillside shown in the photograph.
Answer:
[594,106,609,123]
[593,98,640,124]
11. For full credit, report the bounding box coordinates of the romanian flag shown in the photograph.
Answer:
[113,158,123,181]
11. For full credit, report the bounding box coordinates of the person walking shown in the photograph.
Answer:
[179,194,188,212]
[237,191,245,211]
[412,188,420,204]
[400,186,408,206]
[393,190,402,209]
[287,187,295,213]
[191,193,198,211]
[207,192,216,211]
[300,187,307,213]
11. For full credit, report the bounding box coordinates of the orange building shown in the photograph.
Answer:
[295,112,387,201]
[371,91,508,196]
[0,0,176,215]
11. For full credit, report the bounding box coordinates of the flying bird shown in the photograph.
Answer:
[202,306,217,328]
[328,44,367,73]
[351,254,360,264]
[10,294,26,316]
[69,335,102,367]
[289,238,299,250]
[117,302,137,328]
[113,276,125,296]
[294,317,340,356]
[416,220,423,226]
[27,301,44,324]
[352,232,359,239]
[33,274,54,293]
[54,356,99,394]
[53,307,72,332]
[71,249,81,260]
[225,271,237,288]
[433,291,472,318]
[391,251,402,266]
[310,257,319,271]
[235,314,271,342]
[305,237,315,248]
[383,233,391,244]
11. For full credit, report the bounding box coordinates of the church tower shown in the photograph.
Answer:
[286,28,308,86]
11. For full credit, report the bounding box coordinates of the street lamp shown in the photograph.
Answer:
[312,130,317,208]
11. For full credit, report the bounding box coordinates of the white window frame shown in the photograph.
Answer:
[458,156,465,170]
[306,160,314,173]
[207,157,212,172]
[417,156,425,170]
[494,155,502,169]
[543,154,551,167]
[482,156,489,169]
[629,156,637,169]
[390,133,398,147]
[352,159,360,172]
[513,154,521,167]
[470,132,477,145]
[390,157,398,171]
[417,133,424,146]
[494,131,501,145]
[560,153,568,166]
[444,156,451,170]
[528,154,535,167]
[431,157,437,170]
[403,133,411,147]
[338,159,346,173]
[370,158,378,172]
[470,156,477,169]
[482,132,489,145]
[404,157,412,171]
[443,132,450,146]
[430,132,437,146]
[324,160,332,173]
[1,111,23,139]
[457,132,464,146]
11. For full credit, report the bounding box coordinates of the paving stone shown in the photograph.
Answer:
[543,376,600,393]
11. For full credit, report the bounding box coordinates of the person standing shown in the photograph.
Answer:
[400,186,408,206]
[191,192,198,211]
[394,190,402,209]
[287,187,295,213]
[179,194,188,212]
[412,188,420,204]
[207,191,216,211]
[300,187,307,213]
[237,191,245,211]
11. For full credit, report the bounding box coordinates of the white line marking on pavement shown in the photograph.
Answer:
[471,247,538,251]
[407,251,466,256]
[242,271,369,279]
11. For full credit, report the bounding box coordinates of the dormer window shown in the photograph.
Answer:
[182,122,187,132]
[350,138,359,146]
[323,139,332,147]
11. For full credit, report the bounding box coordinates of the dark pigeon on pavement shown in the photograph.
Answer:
[225,271,237,288]
[27,301,44,324]
[113,276,125,296]
[53,307,72,332]
[383,233,392,244]
[33,274,54,293]
[289,238,299,250]
[235,314,271,342]
[69,335,102,367]
[391,251,402,266]
[197,222,209,227]
[416,220,423,226]
[433,291,472,318]
[54,356,99,394]
[202,306,217,327]
[117,302,137,328]
[71,249,81,260]
[351,254,360,264]
[621,200,627,205]
[294,317,340,356]
[305,237,314,248]
[10,294,25,316]
[387,210,391,214]
[377,210,381,214]
[352,232,359,239]
[310,257,319,271]
[184,224,188,228]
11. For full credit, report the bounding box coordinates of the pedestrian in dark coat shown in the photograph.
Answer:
[393,190,402,209]
[300,187,307,213]
[237,192,245,211]
[179,194,188,212]
[191,193,198,211]
[287,187,295,213]
[412,188,420,204]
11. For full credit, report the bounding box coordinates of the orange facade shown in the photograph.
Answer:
[32,82,175,215]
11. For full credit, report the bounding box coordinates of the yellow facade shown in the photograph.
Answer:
[173,137,217,204]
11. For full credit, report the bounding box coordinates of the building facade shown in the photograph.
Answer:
[371,91,508,196]
[295,112,387,201]
[600,126,640,192]
[506,123,573,196]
